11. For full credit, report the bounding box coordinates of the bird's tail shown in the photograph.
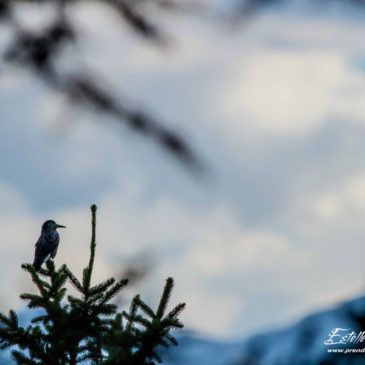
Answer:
[32,259,41,272]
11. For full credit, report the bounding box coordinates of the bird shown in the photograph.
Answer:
[33,220,66,272]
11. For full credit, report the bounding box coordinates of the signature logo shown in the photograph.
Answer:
[324,328,365,345]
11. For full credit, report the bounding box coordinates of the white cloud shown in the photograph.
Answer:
[221,50,346,134]
[0,182,30,217]
[305,172,365,225]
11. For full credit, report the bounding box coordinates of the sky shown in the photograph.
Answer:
[2,0,365,341]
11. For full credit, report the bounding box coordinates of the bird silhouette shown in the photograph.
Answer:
[33,220,66,272]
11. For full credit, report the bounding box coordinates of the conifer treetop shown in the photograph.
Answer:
[0,204,185,365]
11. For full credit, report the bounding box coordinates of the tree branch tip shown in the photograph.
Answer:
[21,263,35,272]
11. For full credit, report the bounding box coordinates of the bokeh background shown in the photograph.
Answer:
[2,0,365,351]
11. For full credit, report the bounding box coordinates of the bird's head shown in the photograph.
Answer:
[42,220,66,231]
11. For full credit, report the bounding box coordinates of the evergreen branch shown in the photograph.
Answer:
[55,287,67,302]
[37,266,51,277]
[21,264,48,297]
[95,303,117,316]
[99,278,129,306]
[156,277,174,319]
[9,309,18,328]
[159,338,169,348]
[161,317,184,330]
[67,295,88,310]
[125,295,140,332]
[0,310,18,329]
[88,292,105,305]
[167,302,186,319]
[0,313,46,362]
[63,265,83,292]
[89,277,115,296]
[135,296,156,319]
[84,204,97,292]
[11,350,39,365]
[165,333,178,346]
[45,260,56,274]
[76,351,94,363]
[113,312,124,331]
[48,272,67,297]
[82,267,91,293]
[30,315,48,324]
[19,293,45,308]
[124,313,152,329]
[153,350,162,363]
[43,282,52,290]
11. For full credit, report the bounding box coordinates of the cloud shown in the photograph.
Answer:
[298,171,365,233]
[0,182,29,217]
[221,50,346,135]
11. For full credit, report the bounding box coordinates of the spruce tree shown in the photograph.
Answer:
[0,205,185,364]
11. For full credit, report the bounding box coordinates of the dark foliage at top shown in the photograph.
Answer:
[0,0,208,173]
[0,205,185,364]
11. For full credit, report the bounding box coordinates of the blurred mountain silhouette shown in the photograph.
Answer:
[162,296,365,365]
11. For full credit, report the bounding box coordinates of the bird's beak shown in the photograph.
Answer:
[56,224,66,228]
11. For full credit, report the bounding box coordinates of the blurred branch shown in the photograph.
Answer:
[0,0,357,173]
[0,0,206,173]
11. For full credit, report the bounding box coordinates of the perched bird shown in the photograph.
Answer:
[33,220,66,272]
